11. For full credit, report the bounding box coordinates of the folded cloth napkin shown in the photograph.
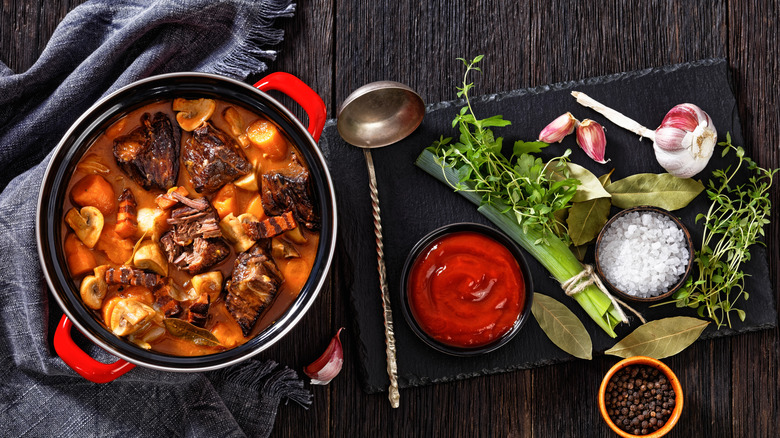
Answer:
[0,1,312,437]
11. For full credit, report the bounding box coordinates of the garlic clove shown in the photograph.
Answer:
[575,119,608,164]
[538,112,577,143]
[654,127,689,152]
[659,104,703,131]
[304,327,344,385]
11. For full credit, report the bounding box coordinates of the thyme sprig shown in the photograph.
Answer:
[670,133,776,328]
[428,56,579,245]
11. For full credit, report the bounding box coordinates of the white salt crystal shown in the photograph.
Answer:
[598,211,690,298]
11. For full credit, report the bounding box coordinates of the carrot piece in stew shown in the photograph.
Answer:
[64,233,97,277]
[212,183,238,219]
[95,225,135,264]
[247,119,288,161]
[71,174,116,215]
[245,193,268,221]
[115,188,138,239]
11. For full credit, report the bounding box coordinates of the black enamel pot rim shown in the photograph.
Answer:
[399,222,535,357]
[35,72,338,372]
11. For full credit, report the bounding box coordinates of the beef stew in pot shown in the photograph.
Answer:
[62,98,320,356]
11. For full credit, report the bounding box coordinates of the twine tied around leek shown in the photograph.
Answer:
[562,264,646,324]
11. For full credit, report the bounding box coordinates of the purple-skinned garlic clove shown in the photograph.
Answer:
[538,112,577,143]
[304,327,344,385]
[576,119,608,164]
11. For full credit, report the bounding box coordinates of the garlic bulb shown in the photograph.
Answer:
[653,104,717,177]
[571,92,717,178]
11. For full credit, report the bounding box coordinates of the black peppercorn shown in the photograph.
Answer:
[604,364,677,435]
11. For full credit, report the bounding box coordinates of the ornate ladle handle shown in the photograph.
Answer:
[364,149,400,408]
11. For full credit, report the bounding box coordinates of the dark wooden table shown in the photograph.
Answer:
[3,1,778,436]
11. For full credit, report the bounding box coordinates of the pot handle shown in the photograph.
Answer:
[253,72,327,143]
[54,314,135,383]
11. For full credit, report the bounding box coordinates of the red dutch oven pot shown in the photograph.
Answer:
[37,72,337,383]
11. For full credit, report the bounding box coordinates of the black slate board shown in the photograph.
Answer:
[317,59,777,394]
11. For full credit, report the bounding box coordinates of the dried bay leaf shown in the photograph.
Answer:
[553,206,569,237]
[566,170,615,253]
[532,293,592,360]
[598,169,614,187]
[570,244,588,261]
[567,197,611,246]
[549,161,611,203]
[605,316,709,359]
[606,173,704,210]
[164,318,222,347]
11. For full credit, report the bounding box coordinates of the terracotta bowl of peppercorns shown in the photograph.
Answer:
[599,356,684,437]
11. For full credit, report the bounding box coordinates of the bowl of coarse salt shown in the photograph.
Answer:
[594,206,694,302]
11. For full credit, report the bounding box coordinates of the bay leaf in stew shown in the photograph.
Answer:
[164,318,222,347]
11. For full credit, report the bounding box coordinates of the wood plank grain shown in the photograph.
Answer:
[0,0,84,72]
[727,1,780,437]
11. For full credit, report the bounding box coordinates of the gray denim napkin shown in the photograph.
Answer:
[0,1,312,437]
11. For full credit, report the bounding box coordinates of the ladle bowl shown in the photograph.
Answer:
[337,81,425,148]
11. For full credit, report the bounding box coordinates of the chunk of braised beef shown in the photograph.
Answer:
[159,232,182,265]
[113,112,180,190]
[260,154,319,230]
[182,122,251,193]
[160,232,230,275]
[105,265,163,288]
[182,293,210,328]
[159,193,230,274]
[186,238,230,275]
[166,193,222,245]
[152,284,183,318]
[225,243,283,337]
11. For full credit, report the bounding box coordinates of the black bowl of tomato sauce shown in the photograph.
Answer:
[400,222,534,356]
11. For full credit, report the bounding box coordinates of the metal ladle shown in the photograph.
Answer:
[336,81,425,409]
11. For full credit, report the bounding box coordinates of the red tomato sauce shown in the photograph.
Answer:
[407,231,525,348]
